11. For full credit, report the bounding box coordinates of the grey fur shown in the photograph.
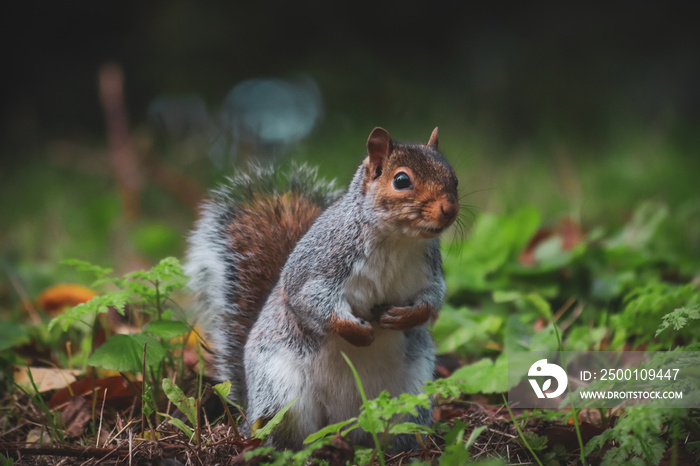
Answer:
[245,164,446,450]
[187,141,455,452]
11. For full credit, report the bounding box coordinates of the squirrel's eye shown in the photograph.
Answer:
[392,172,412,190]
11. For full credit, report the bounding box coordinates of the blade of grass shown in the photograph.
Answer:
[341,352,385,466]
[502,394,544,466]
[552,322,587,466]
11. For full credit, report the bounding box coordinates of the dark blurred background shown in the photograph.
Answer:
[1,0,699,287]
[3,1,699,150]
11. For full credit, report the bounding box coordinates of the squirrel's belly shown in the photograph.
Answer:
[345,241,432,318]
[308,330,408,424]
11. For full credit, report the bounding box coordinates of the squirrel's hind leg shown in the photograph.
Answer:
[244,296,325,450]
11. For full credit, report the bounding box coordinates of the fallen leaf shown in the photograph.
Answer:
[533,317,547,332]
[557,218,585,250]
[48,375,135,409]
[14,367,81,392]
[37,284,98,316]
[519,227,555,266]
[140,430,162,440]
[25,427,51,444]
[519,217,586,266]
[63,395,92,438]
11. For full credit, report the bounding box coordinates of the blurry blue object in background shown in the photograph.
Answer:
[148,95,210,138]
[221,77,323,164]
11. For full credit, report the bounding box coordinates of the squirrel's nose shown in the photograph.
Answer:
[440,200,459,223]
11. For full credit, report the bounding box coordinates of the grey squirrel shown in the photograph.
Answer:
[185,127,459,451]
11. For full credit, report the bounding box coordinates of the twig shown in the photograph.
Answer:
[98,62,141,222]
[1,443,130,459]
[96,387,108,447]
[8,274,41,325]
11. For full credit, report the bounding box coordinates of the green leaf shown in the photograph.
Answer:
[518,431,548,451]
[61,259,113,280]
[450,353,509,394]
[440,420,468,466]
[213,380,231,399]
[125,257,187,294]
[143,320,191,339]
[169,417,194,440]
[253,396,300,440]
[0,323,29,351]
[388,422,434,435]
[443,206,541,292]
[524,292,552,318]
[87,333,166,372]
[49,291,129,331]
[656,304,700,336]
[160,413,194,440]
[304,417,358,444]
[464,425,487,450]
[425,378,462,399]
[162,378,198,426]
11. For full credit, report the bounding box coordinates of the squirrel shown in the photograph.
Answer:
[185,127,459,451]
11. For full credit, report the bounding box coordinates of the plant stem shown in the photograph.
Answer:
[553,321,587,465]
[502,394,544,466]
[341,352,385,466]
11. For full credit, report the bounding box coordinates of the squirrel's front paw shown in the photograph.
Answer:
[379,303,434,330]
[330,314,375,347]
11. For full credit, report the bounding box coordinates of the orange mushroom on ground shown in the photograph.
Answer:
[37,284,98,316]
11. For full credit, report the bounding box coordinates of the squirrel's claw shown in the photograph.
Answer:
[379,303,434,330]
[330,314,375,347]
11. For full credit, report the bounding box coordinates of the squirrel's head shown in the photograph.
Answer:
[363,127,459,239]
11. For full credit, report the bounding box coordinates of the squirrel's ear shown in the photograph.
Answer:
[367,127,392,179]
[427,127,439,149]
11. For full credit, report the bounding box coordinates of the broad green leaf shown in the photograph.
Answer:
[434,305,504,355]
[87,333,165,372]
[524,292,552,318]
[0,323,29,351]
[213,380,232,399]
[143,320,191,339]
[444,206,540,292]
[450,353,509,394]
[162,378,197,426]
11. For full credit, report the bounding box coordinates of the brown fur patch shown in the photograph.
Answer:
[329,313,375,347]
[378,303,435,330]
[225,193,323,336]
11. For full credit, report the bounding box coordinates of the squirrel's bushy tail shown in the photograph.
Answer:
[185,164,341,405]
